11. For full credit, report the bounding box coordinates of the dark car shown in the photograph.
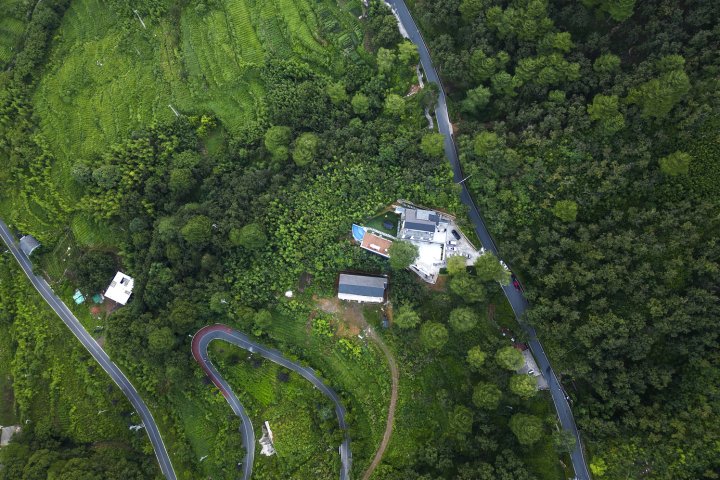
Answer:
[451,229,461,240]
[511,274,522,291]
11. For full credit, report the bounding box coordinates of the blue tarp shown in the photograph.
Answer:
[73,290,85,305]
[352,224,366,242]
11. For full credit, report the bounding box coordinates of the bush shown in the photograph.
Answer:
[420,321,449,349]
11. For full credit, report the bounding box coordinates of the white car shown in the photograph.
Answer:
[499,260,509,271]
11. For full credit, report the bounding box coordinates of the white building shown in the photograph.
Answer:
[104,271,134,305]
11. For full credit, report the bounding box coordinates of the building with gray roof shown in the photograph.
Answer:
[337,273,387,303]
[19,235,40,256]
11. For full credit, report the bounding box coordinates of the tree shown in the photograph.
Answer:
[254,309,273,330]
[446,255,467,276]
[420,321,449,349]
[449,273,486,303]
[459,0,487,21]
[230,223,266,249]
[495,346,524,370]
[388,241,418,269]
[448,405,474,438]
[377,47,396,74]
[587,94,625,135]
[326,82,348,105]
[466,346,487,370]
[474,252,510,284]
[509,374,538,399]
[420,133,445,158]
[351,93,370,115]
[398,40,419,65]
[449,307,479,332]
[552,200,578,222]
[509,413,543,445]
[473,382,502,409]
[552,429,577,453]
[169,168,194,197]
[293,132,319,166]
[627,69,690,119]
[473,131,500,156]
[148,326,176,354]
[264,125,292,160]
[584,0,636,22]
[71,250,117,293]
[209,292,230,315]
[490,71,515,97]
[181,215,212,248]
[92,164,121,189]
[394,304,420,329]
[469,50,496,81]
[659,151,691,176]
[462,85,491,114]
[593,53,621,73]
[169,299,199,331]
[367,5,403,50]
[71,162,92,184]
[417,82,439,110]
[384,94,405,117]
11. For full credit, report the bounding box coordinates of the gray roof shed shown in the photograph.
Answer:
[19,235,41,256]
[338,274,387,298]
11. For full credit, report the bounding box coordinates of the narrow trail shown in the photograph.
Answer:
[361,329,399,480]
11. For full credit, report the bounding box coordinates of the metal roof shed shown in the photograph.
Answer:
[337,274,387,303]
[19,235,40,256]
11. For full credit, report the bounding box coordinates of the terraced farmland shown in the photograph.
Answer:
[0,0,26,68]
[31,0,363,218]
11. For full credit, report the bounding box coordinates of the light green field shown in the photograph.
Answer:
[32,0,360,195]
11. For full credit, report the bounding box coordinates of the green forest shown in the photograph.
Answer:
[0,0,718,479]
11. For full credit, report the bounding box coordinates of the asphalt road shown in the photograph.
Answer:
[382,2,591,479]
[192,324,352,480]
[0,219,177,480]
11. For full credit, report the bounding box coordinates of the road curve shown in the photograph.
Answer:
[0,219,177,480]
[191,324,352,480]
[382,2,592,479]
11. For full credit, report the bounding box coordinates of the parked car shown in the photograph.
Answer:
[511,274,522,291]
[527,369,536,375]
[451,229,461,240]
[499,260,509,271]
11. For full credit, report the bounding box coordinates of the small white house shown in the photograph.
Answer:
[104,271,134,305]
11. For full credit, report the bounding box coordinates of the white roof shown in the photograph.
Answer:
[105,271,134,305]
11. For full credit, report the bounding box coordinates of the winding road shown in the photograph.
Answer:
[0,219,177,480]
[383,2,592,479]
[191,324,352,480]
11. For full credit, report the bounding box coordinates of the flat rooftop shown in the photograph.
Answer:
[361,232,392,257]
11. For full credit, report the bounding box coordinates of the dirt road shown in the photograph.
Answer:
[361,329,399,480]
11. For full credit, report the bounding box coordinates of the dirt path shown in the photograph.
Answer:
[361,329,399,480]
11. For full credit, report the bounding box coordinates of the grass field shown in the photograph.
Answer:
[9,0,363,253]
[209,343,342,477]
[0,259,143,446]
[228,307,390,477]
[31,0,360,203]
[365,211,400,236]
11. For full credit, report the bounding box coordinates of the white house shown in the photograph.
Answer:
[104,271,134,305]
